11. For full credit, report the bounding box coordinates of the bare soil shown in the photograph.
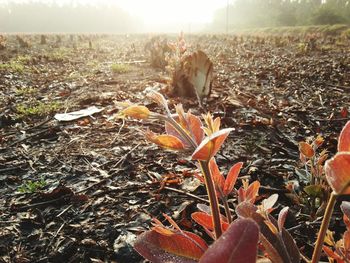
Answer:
[0,34,349,263]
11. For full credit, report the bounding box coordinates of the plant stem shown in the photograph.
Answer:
[158,114,222,238]
[199,160,222,239]
[222,196,232,223]
[311,192,337,263]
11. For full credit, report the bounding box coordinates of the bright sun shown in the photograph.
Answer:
[117,0,227,25]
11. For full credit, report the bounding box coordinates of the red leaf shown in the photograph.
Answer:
[134,229,207,263]
[191,212,229,232]
[164,113,204,148]
[187,112,204,145]
[325,152,350,195]
[237,187,246,204]
[341,107,348,119]
[153,226,175,236]
[299,142,315,158]
[314,135,324,148]
[278,207,289,232]
[165,121,191,148]
[344,230,350,252]
[199,218,259,263]
[344,214,350,230]
[145,130,185,151]
[323,246,344,262]
[223,162,242,196]
[208,158,225,194]
[245,181,260,203]
[338,121,350,152]
[192,128,233,161]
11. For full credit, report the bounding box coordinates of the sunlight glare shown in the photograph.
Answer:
[118,0,222,25]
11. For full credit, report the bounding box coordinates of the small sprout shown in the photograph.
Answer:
[237,180,260,204]
[16,101,61,118]
[313,135,325,148]
[18,179,47,193]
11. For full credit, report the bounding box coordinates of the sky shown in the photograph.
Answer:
[0,0,230,25]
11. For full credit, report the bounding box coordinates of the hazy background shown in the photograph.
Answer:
[0,0,349,33]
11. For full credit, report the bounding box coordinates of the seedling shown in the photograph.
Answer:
[298,136,329,219]
[18,178,47,193]
[16,101,61,118]
[0,61,25,73]
[15,87,37,96]
[46,48,69,62]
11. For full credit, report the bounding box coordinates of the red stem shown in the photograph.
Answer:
[199,161,222,239]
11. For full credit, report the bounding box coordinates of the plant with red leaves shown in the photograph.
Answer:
[311,121,350,263]
[121,91,301,262]
[298,135,329,219]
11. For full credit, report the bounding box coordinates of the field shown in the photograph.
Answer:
[1,32,350,262]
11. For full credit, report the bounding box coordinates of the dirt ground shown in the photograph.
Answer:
[0,33,349,262]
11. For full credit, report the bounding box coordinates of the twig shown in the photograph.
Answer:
[286,219,321,232]
[316,82,350,91]
[312,117,349,122]
[110,118,125,145]
[0,220,21,224]
[14,194,72,212]
[76,178,109,194]
[163,186,209,204]
[260,185,291,194]
[9,126,58,147]
[112,142,141,168]
[46,222,65,253]
[163,186,235,213]
[300,253,310,263]
[90,183,143,197]
[57,204,73,217]
[25,117,53,132]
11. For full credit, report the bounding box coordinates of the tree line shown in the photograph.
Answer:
[0,2,141,33]
[0,1,349,33]
[213,0,350,31]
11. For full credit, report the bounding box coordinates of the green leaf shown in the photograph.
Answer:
[304,185,324,198]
